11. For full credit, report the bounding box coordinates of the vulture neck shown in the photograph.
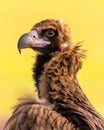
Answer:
[33,43,69,87]
[33,45,104,130]
[33,44,67,88]
[33,49,59,88]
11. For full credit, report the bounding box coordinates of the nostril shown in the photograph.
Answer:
[33,35,36,39]
[30,30,38,39]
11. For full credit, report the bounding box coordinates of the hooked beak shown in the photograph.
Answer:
[18,30,50,53]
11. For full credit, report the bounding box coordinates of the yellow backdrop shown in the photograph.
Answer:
[0,0,104,122]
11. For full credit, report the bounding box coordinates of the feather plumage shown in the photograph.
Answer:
[4,96,79,130]
[4,19,104,130]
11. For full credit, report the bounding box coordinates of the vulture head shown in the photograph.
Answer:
[18,19,71,54]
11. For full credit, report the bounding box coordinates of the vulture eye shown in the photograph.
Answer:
[45,30,55,37]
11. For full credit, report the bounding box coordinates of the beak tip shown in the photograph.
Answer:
[19,49,21,54]
[17,33,30,54]
[18,44,21,54]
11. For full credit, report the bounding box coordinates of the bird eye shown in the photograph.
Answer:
[45,30,55,37]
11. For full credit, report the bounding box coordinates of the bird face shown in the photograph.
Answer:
[18,19,70,54]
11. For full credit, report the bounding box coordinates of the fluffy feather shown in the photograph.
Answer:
[5,19,104,130]
[5,95,82,130]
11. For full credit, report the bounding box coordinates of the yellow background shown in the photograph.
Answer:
[0,0,104,123]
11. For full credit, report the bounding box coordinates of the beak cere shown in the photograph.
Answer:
[18,30,51,53]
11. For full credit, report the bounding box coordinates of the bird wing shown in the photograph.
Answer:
[4,95,79,130]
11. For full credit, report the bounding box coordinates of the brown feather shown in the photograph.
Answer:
[38,44,104,129]
[5,19,104,130]
[4,96,80,130]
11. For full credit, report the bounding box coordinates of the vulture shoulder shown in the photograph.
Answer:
[4,96,80,130]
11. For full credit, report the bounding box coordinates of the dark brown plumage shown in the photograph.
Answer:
[4,96,81,130]
[5,19,104,130]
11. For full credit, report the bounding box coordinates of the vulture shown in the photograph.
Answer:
[4,19,104,130]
